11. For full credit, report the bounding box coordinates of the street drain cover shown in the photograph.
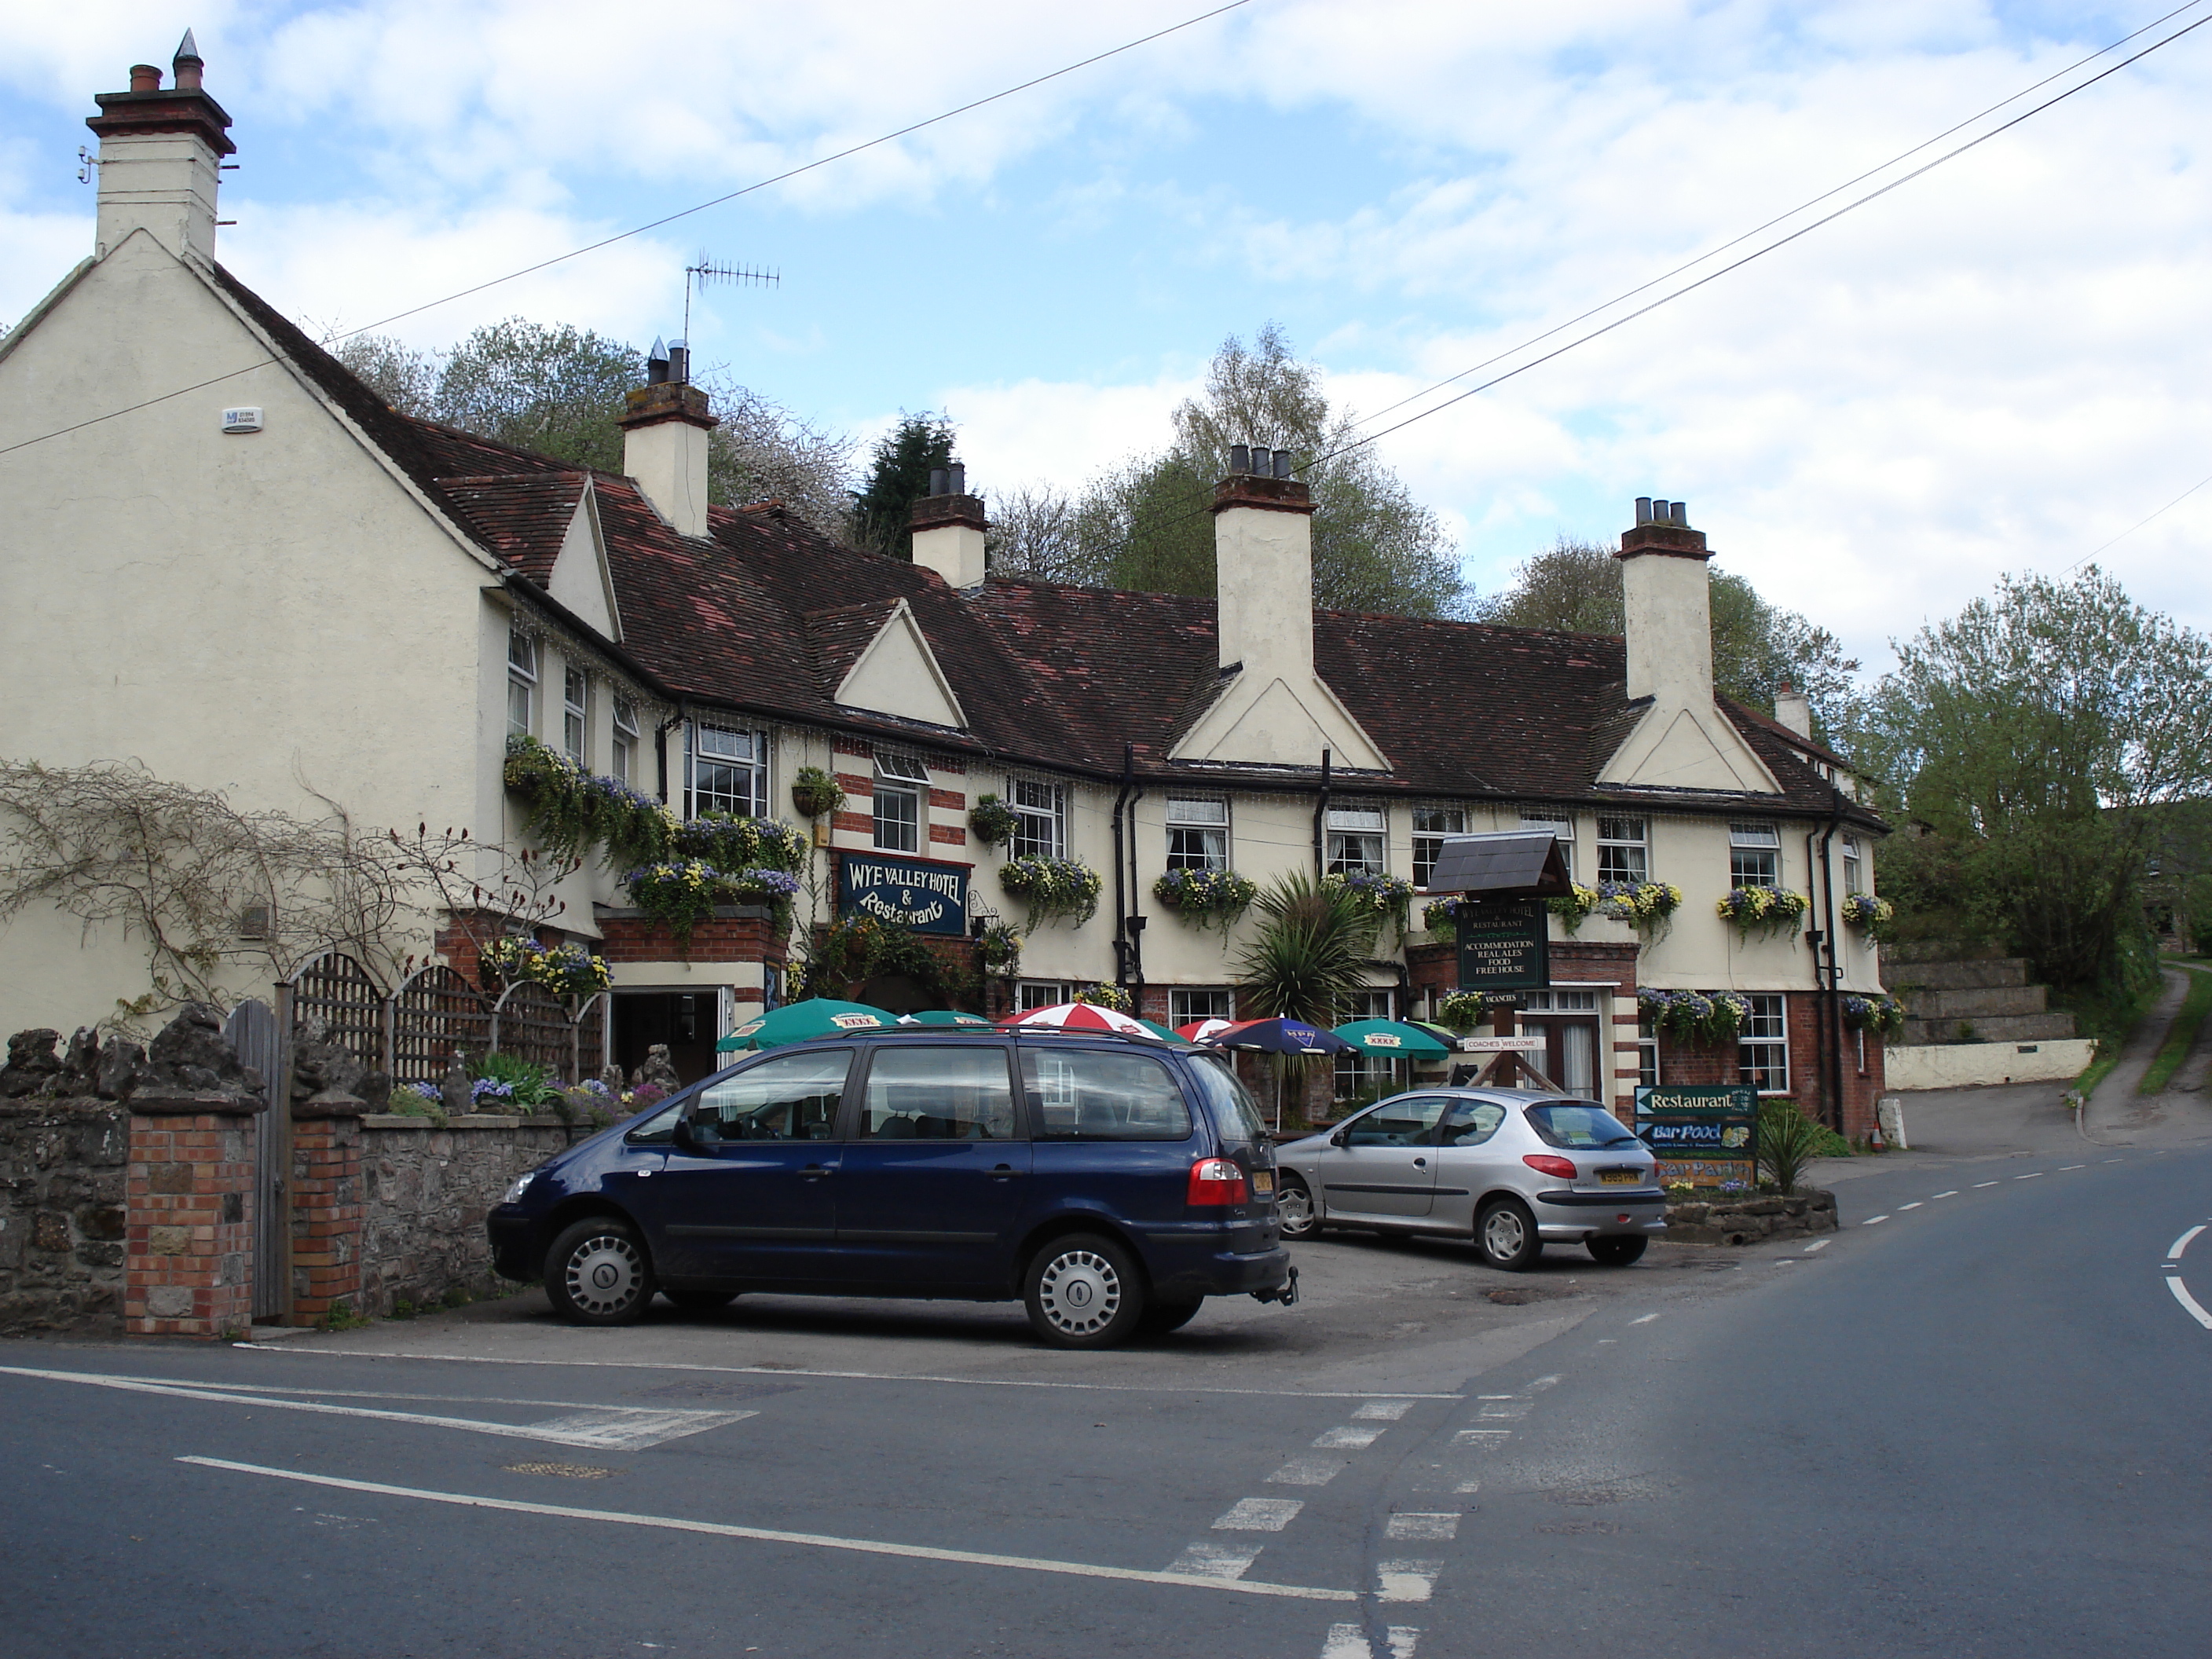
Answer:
[503,1462,616,1480]
[1485,1286,1578,1306]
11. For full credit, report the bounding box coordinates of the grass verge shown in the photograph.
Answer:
[2140,965,2212,1095]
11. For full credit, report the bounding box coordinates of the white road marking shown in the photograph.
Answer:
[1353,1400,1417,1421]
[1166,1540,1263,1580]
[1452,1429,1511,1448]
[1774,1260,1796,1267]
[1376,1560,1443,1602]
[240,1346,1459,1401]
[1267,1457,1348,1486]
[1629,1313,1661,1325]
[1529,1375,1562,1390]
[1863,1216,1888,1225]
[2104,1159,2125,1164]
[1385,1513,1459,1541]
[2060,1165,2086,1171]
[1323,1624,1423,1659]
[1313,1425,1386,1449]
[2165,1276,2212,1331]
[1899,1203,1923,1210]
[1454,1478,1484,1493]
[2169,1226,2204,1261]
[1213,1498,1303,1532]
[180,1458,1356,1601]
[0,1366,751,1450]
[1803,1240,1829,1252]
[1974,1181,2000,1188]
[1932,1192,1958,1199]
[1476,1401,1530,1419]
[2016,1173,2043,1180]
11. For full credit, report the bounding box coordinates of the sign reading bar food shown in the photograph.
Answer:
[1454,898,1549,992]
[1635,1084,1758,1185]
[837,855,970,936]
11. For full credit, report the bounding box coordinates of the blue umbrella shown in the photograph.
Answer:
[1202,1017,1355,1056]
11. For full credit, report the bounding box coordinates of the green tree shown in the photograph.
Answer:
[1474,536,1862,734]
[851,413,957,559]
[1235,872,1381,1026]
[1855,568,2212,990]
[1045,326,1465,617]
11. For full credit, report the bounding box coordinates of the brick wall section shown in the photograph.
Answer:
[928,823,967,848]
[124,1097,258,1337]
[291,1107,363,1324]
[0,1098,129,1334]
[359,1115,574,1317]
[595,907,785,967]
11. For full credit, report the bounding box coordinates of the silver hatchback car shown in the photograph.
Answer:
[1274,1089,1666,1269]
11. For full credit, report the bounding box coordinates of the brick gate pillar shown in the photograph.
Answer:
[123,1090,262,1338]
[290,1095,365,1324]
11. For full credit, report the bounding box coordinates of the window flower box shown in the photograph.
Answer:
[1640,987,1752,1046]
[1716,886,1809,939]
[1153,867,1258,932]
[998,855,1101,927]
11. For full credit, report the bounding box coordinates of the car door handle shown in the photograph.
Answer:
[800,1164,837,1178]
[1413,1157,1427,1167]
[991,1164,1025,1179]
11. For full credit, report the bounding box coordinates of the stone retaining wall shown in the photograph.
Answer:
[0,1098,129,1333]
[357,1113,577,1317]
[1665,1188,1839,1245]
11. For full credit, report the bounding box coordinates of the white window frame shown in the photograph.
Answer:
[873,750,928,853]
[1008,776,1067,862]
[562,665,589,765]
[1521,811,1574,882]
[1638,1012,1661,1089]
[507,630,537,738]
[1596,816,1649,885]
[610,697,640,786]
[1016,980,1069,1013]
[1326,804,1386,877]
[1412,805,1467,890]
[1730,822,1782,889]
[687,720,770,819]
[1841,836,1864,896]
[1168,987,1236,1027]
[1165,795,1229,872]
[1738,992,1789,1093]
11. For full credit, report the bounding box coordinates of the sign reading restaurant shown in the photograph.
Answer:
[837,854,970,937]
[1635,1084,1758,1185]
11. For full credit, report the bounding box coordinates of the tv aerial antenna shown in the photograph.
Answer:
[683,257,778,348]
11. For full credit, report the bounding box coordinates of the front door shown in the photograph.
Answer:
[1318,1094,1450,1220]
[646,1046,855,1284]
[835,1044,1031,1287]
[1530,1019,1600,1097]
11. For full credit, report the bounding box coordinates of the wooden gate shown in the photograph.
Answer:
[224,998,288,1322]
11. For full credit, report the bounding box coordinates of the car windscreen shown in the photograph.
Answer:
[1524,1103,1643,1150]
[1185,1052,1269,1147]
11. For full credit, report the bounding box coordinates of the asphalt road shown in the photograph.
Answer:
[5,1090,2208,1659]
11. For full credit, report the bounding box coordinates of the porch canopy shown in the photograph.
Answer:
[1422,830,1574,897]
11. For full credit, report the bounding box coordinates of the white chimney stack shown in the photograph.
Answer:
[1774,681,1813,738]
[1616,497,1714,706]
[618,347,717,538]
[86,33,233,264]
[1213,448,1312,679]
[909,463,987,588]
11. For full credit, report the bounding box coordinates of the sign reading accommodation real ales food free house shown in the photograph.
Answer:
[1635,1084,1758,1185]
[1454,899,1550,993]
[837,855,969,936]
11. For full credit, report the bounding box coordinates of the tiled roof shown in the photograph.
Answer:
[210,261,1882,830]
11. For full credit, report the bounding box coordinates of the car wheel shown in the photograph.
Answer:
[1024,1232,1146,1350]
[544,1218,656,1325]
[1475,1199,1542,1272]
[664,1287,738,1312]
[1276,1176,1319,1240]
[1588,1236,1648,1267]
[1138,1298,1204,1337]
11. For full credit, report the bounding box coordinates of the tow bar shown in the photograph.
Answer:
[1253,1264,1300,1307]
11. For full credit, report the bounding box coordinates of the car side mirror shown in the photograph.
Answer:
[672,1111,703,1154]
[1330,1126,1352,1148]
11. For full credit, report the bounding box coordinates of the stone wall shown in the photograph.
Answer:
[356,1113,575,1317]
[0,1098,130,1333]
[1664,1188,1839,1245]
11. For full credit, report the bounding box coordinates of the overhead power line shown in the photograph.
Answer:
[2068,467,2212,570]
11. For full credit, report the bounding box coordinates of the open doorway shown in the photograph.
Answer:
[612,991,722,1087]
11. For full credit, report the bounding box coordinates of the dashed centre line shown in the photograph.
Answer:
[1213,1499,1303,1532]
[2060,1164,2086,1171]
[1313,1425,1386,1450]
[1974,1181,2001,1188]
[1863,1216,1889,1225]
[1900,1203,1923,1210]
[2016,1172,2044,1180]
[1932,1191,1958,1199]
[1628,1313,1661,1325]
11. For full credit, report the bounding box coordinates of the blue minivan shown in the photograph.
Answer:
[487,1028,1296,1348]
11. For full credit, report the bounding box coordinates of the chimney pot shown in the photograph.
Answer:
[947,461,966,496]
[666,339,689,384]
[1635,496,1652,525]
[928,467,948,497]
[129,64,162,92]
[1272,449,1293,479]
[173,29,204,90]
[1229,444,1251,475]
[1670,500,1687,526]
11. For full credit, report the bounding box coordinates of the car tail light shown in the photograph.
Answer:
[1188,1156,1249,1207]
[1522,1153,1578,1181]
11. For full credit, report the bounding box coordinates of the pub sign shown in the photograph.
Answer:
[1454,898,1550,993]
[1635,1084,1758,1185]
[837,854,969,936]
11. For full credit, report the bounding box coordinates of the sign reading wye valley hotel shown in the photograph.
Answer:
[837,855,970,936]
[1453,899,1549,993]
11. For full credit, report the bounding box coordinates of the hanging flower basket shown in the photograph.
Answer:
[478,937,612,1001]
[672,812,808,873]
[1599,881,1683,934]
[998,855,1101,927]
[1322,871,1415,915]
[1153,867,1258,932]
[1073,983,1132,1013]
[504,733,678,869]
[968,794,1022,848]
[1716,886,1809,939]
[1640,987,1751,1046]
[1435,990,1486,1031]
[1841,993,1907,1035]
[978,921,1024,975]
[790,766,844,819]
[625,859,723,941]
[1421,897,1462,939]
[1840,894,1895,932]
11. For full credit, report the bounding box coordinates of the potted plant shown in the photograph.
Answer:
[998,855,1101,927]
[791,766,844,819]
[969,793,1020,848]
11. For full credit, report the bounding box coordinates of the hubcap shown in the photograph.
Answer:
[1484,1209,1525,1260]
[1038,1248,1122,1335]
[1277,1184,1314,1234]
[564,1233,643,1316]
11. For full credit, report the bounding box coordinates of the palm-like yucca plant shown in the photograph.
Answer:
[1756,1100,1827,1196]
[1236,873,1382,1128]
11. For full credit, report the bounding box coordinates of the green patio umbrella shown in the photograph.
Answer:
[716,998,895,1053]
[1137,1018,1199,1046]
[1408,1019,1474,1050]
[1333,1018,1454,1057]
[897,1010,994,1027]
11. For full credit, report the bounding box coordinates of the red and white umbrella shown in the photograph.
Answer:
[1175,1018,1241,1044]
[999,1002,1151,1035]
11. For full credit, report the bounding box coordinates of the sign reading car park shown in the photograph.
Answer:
[837,855,969,936]
[1453,899,1550,992]
[1635,1084,1758,1185]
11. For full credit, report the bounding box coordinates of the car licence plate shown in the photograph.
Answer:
[1599,1170,1641,1185]
[1251,1170,1276,1195]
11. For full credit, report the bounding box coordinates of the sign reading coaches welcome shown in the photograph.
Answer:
[837,855,969,936]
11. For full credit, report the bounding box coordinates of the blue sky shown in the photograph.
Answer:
[5,2,2208,669]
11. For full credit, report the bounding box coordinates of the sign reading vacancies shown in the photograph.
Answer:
[837,855,969,936]
[1454,899,1549,992]
[1635,1084,1759,1186]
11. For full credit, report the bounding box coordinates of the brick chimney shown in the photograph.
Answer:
[1213,446,1313,679]
[909,462,987,588]
[619,338,718,537]
[1615,496,1713,707]
[84,31,234,264]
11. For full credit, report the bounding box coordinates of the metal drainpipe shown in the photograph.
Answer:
[1111,745,1137,991]
[654,703,689,806]
[1818,788,1848,1133]
[1313,749,1333,877]
[1126,756,1148,1009]
[1804,826,1833,1130]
